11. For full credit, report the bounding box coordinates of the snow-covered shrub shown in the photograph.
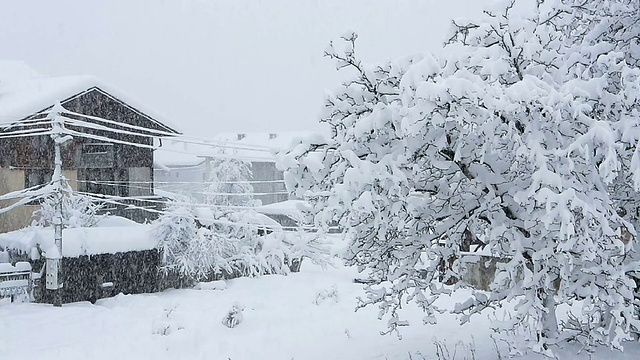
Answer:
[155,203,197,276]
[314,285,339,305]
[152,306,184,336]
[432,337,477,360]
[32,188,104,228]
[155,203,235,283]
[221,302,245,328]
[280,0,640,355]
[157,199,330,283]
[270,230,332,272]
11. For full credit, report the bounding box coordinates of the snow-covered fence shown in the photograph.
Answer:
[0,262,32,302]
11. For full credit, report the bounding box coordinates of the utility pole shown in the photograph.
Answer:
[46,102,72,307]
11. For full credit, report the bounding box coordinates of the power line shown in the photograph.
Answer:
[76,179,285,185]
[0,127,52,136]
[63,116,274,156]
[63,110,273,151]
[75,191,325,232]
[71,179,288,197]
[63,128,278,163]
[0,131,54,139]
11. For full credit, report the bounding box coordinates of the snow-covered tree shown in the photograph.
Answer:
[155,203,235,282]
[280,0,640,354]
[207,156,257,207]
[32,181,104,228]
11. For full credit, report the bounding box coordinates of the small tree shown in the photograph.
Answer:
[207,156,257,207]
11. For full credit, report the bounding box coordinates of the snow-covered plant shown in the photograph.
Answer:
[221,302,245,328]
[432,337,477,360]
[280,0,640,354]
[157,203,313,282]
[207,156,258,207]
[155,203,236,282]
[32,183,104,228]
[273,230,332,272]
[314,285,339,305]
[155,203,198,276]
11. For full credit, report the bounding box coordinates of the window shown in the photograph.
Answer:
[79,142,114,168]
[25,169,52,189]
[78,168,128,197]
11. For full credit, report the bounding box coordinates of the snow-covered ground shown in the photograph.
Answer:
[1,262,639,360]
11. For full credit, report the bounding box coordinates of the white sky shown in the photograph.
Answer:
[0,0,487,136]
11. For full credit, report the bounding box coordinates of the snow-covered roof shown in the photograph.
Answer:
[254,200,310,222]
[194,207,216,227]
[242,212,283,230]
[0,60,181,133]
[0,225,158,258]
[154,131,321,168]
[154,138,207,168]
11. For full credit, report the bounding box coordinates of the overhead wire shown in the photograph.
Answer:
[75,191,327,233]
[0,131,54,139]
[0,107,312,230]
[71,179,288,197]
[63,110,274,151]
[75,179,286,185]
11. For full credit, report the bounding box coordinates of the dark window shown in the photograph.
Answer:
[78,168,129,197]
[25,169,52,189]
[79,142,115,168]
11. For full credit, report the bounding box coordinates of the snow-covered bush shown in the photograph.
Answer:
[156,202,328,283]
[32,187,104,228]
[280,0,640,355]
[155,203,235,283]
[152,306,184,336]
[314,285,339,305]
[155,203,197,275]
[221,302,245,328]
[271,230,332,272]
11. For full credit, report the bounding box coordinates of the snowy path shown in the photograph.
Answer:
[1,264,639,360]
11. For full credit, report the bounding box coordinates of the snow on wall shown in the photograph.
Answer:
[0,225,158,258]
[0,261,31,274]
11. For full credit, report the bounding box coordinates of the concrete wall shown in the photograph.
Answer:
[0,168,77,234]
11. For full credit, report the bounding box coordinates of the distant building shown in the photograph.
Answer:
[154,132,314,205]
[0,61,180,233]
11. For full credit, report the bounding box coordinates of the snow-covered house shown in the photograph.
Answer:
[154,132,313,205]
[0,61,180,233]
